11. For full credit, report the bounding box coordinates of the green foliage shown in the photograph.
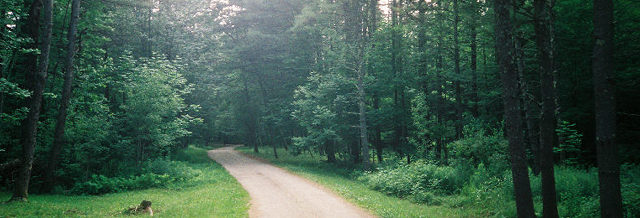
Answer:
[621,164,640,217]
[448,123,510,176]
[0,145,249,217]
[554,120,584,165]
[116,55,198,156]
[292,72,357,157]
[239,146,488,217]
[359,160,468,203]
[70,159,202,195]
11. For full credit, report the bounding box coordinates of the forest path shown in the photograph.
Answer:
[207,145,375,218]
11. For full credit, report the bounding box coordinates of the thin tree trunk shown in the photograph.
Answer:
[358,64,371,170]
[391,0,401,155]
[373,92,382,163]
[416,0,430,161]
[533,0,560,216]
[326,141,336,163]
[453,0,463,140]
[45,0,81,192]
[525,96,541,176]
[493,0,535,216]
[592,0,622,217]
[242,79,258,153]
[272,142,278,159]
[435,0,445,163]
[11,0,54,202]
[470,22,479,118]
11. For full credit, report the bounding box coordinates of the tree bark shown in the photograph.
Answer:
[592,0,622,217]
[533,0,560,217]
[493,0,536,217]
[45,0,81,192]
[12,0,54,202]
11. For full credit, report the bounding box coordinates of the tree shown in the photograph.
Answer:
[533,0,559,217]
[592,0,622,217]
[468,1,479,118]
[493,0,535,216]
[452,0,463,140]
[11,0,54,202]
[343,0,372,169]
[45,0,81,192]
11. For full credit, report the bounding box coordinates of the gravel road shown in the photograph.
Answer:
[207,146,375,218]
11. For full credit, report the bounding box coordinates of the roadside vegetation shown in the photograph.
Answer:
[0,146,249,217]
[238,146,640,217]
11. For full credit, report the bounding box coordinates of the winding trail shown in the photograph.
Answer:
[207,145,375,218]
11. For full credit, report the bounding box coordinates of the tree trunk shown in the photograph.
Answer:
[272,143,278,159]
[358,66,371,170]
[416,0,431,161]
[326,141,336,163]
[592,0,622,217]
[470,22,479,118]
[493,0,536,217]
[373,92,383,163]
[453,0,463,140]
[533,0,560,217]
[45,0,81,192]
[435,0,445,163]
[391,0,401,155]
[524,99,540,175]
[12,0,54,202]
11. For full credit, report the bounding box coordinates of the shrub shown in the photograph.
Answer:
[70,159,202,195]
[359,160,468,203]
[448,129,510,176]
[144,159,202,183]
[622,164,640,217]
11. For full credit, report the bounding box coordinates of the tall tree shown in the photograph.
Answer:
[435,0,447,164]
[533,0,559,217]
[391,0,401,155]
[45,0,81,192]
[11,0,54,201]
[592,0,622,217]
[493,0,535,216]
[452,0,463,140]
[345,0,372,170]
[469,4,479,118]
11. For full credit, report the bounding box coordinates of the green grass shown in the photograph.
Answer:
[0,146,249,217]
[237,146,487,218]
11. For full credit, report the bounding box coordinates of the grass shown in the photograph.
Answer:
[237,146,487,218]
[0,146,249,218]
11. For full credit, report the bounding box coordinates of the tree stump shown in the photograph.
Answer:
[127,200,153,216]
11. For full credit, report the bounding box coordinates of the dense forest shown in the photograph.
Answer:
[1,0,639,217]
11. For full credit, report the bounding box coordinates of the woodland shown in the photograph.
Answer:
[0,0,639,217]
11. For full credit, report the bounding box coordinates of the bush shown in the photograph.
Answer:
[359,160,467,203]
[448,128,510,176]
[144,159,202,183]
[622,164,640,217]
[534,167,600,217]
[463,165,639,218]
[70,159,202,195]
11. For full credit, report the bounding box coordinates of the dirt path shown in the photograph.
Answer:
[207,146,375,218]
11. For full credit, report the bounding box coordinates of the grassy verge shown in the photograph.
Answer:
[237,146,487,218]
[0,146,249,217]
